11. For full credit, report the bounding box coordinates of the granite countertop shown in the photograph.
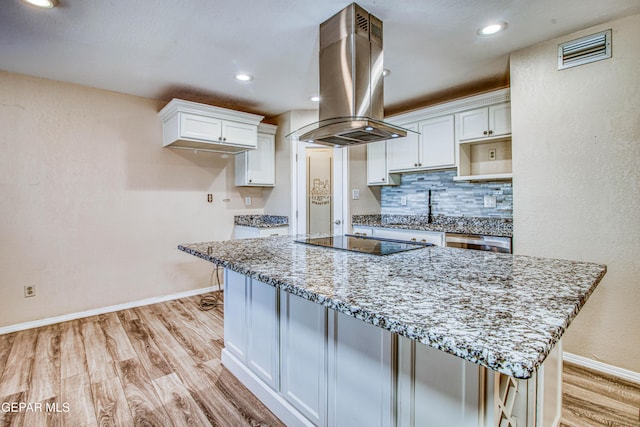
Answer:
[353,214,513,237]
[234,215,289,229]
[178,236,605,379]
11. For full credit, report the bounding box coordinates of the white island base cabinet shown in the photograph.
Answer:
[222,268,562,427]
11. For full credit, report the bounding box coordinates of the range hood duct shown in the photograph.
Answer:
[288,3,410,146]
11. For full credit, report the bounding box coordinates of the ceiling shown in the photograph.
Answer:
[2,0,640,118]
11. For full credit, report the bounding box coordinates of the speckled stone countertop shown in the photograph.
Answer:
[353,214,513,237]
[179,236,605,379]
[234,215,288,229]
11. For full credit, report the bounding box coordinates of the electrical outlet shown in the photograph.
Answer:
[484,195,497,208]
[400,196,407,206]
[352,189,360,200]
[207,194,213,203]
[24,285,36,298]
[488,149,497,161]
[245,196,252,206]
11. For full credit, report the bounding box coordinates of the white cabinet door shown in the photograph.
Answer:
[248,132,275,184]
[180,113,223,141]
[280,291,327,426]
[397,337,480,427]
[388,122,420,171]
[419,115,455,168]
[224,269,248,361]
[236,132,275,186]
[458,102,511,141]
[328,312,393,427]
[458,107,489,141]
[222,120,258,148]
[367,140,388,185]
[489,103,511,137]
[247,279,279,390]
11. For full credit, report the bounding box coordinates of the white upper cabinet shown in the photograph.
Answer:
[367,140,400,186]
[458,102,511,141]
[235,123,276,186]
[419,115,456,169]
[386,115,455,172]
[366,88,511,185]
[159,99,263,153]
[388,122,421,171]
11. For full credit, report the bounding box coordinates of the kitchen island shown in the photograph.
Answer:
[179,236,606,426]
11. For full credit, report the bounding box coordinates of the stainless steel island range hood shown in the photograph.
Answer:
[288,3,410,146]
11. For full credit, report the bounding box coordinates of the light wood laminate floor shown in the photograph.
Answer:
[1,292,638,426]
[0,293,284,427]
[561,360,640,426]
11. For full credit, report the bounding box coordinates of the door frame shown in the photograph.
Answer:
[292,140,348,236]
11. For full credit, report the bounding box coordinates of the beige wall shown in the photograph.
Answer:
[348,145,382,217]
[0,71,265,328]
[511,14,640,372]
[264,110,318,226]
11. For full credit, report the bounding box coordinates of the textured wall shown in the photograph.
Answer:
[381,170,512,218]
[511,14,640,372]
[348,145,382,216]
[0,71,265,328]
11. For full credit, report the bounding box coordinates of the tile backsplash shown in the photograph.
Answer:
[381,170,512,218]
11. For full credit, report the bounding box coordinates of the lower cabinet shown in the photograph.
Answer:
[280,291,327,426]
[372,227,445,247]
[397,337,480,427]
[352,226,445,247]
[328,311,394,427]
[234,225,290,239]
[222,268,557,426]
[224,270,279,389]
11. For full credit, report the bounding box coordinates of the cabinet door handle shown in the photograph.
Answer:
[249,179,252,183]
[483,130,488,135]
[223,137,227,141]
[411,238,417,242]
[488,130,493,135]
[414,163,418,167]
[382,177,385,181]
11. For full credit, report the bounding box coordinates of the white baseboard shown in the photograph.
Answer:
[221,349,313,427]
[0,286,220,335]
[563,352,640,385]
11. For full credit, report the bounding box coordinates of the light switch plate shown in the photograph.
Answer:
[245,197,252,206]
[400,196,407,206]
[352,189,360,200]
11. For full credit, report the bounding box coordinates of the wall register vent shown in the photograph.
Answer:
[558,29,611,70]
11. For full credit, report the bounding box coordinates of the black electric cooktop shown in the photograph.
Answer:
[295,235,431,256]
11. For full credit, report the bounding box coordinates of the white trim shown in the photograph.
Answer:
[0,286,218,335]
[563,352,640,385]
[221,349,314,427]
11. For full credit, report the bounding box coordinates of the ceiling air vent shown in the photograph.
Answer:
[558,29,611,70]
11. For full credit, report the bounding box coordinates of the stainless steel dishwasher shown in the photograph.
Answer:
[445,233,512,253]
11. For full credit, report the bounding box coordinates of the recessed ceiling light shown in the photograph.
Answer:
[234,73,253,82]
[309,95,320,102]
[22,0,57,7]
[478,22,507,36]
